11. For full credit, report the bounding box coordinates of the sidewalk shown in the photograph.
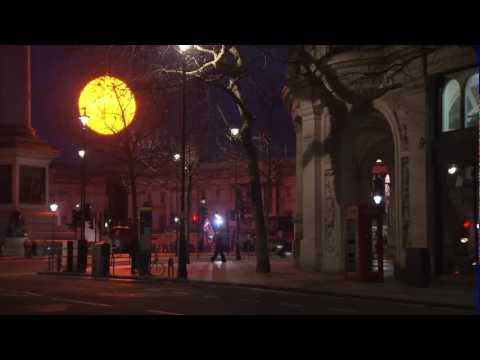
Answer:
[86,256,478,310]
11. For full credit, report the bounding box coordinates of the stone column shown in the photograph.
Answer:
[297,97,343,273]
[298,99,323,270]
[0,46,35,138]
[293,118,303,266]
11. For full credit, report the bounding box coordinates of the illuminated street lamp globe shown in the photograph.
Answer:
[49,202,58,212]
[78,149,86,159]
[373,195,383,205]
[447,164,458,175]
[78,76,136,136]
[79,109,89,128]
[173,153,181,162]
[230,128,240,137]
[178,45,192,53]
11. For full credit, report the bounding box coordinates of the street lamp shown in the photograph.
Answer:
[372,174,385,279]
[229,127,242,260]
[78,108,89,273]
[178,45,192,53]
[173,153,181,162]
[214,213,224,227]
[372,175,385,206]
[176,44,193,280]
[447,164,458,175]
[49,201,58,242]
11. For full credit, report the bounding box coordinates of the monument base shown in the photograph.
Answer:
[2,237,28,256]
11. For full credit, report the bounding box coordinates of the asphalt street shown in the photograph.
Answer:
[0,272,476,315]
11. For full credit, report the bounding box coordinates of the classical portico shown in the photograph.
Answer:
[0,46,58,254]
[283,45,461,279]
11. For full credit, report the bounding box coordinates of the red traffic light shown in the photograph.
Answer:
[192,214,199,222]
[463,220,473,229]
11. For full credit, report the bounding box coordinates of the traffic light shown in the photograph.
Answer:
[460,219,473,244]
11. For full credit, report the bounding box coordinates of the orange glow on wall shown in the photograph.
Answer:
[78,75,136,135]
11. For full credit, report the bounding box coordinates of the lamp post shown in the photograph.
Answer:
[49,202,58,271]
[78,108,89,273]
[177,45,192,280]
[373,174,385,280]
[49,202,58,242]
[230,127,242,260]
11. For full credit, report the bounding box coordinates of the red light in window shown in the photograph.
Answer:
[463,220,473,229]
[192,214,199,222]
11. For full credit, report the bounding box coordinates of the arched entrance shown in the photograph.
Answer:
[337,109,397,277]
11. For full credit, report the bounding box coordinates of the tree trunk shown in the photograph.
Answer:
[242,128,270,273]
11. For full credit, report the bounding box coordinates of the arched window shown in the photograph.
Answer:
[442,80,461,132]
[464,72,479,128]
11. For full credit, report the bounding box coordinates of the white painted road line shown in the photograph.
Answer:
[327,308,358,313]
[279,303,304,309]
[146,309,183,315]
[240,299,261,304]
[202,295,219,299]
[23,291,43,297]
[50,297,113,308]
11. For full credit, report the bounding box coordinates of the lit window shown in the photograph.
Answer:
[442,80,461,132]
[464,73,479,128]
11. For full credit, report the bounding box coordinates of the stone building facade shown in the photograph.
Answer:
[49,158,296,246]
[283,46,478,279]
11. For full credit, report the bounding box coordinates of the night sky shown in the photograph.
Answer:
[31,46,295,168]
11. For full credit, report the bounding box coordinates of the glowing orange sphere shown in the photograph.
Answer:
[78,75,136,135]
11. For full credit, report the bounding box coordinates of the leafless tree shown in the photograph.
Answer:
[153,45,277,273]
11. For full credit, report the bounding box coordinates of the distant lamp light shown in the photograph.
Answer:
[75,203,80,209]
[460,237,469,244]
[375,158,383,164]
[174,216,180,224]
[78,149,86,158]
[173,153,181,162]
[200,199,206,205]
[178,45,192,53]
[49,202,58,212]
[104,222,109,228]
[447,164,458,175]
[373,175,384,206]
[79,108,89,128]
[214,213,224,227]
[230,128,240,137]
[373,195,383,205]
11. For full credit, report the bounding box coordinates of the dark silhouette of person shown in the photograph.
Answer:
[211,230,226,262]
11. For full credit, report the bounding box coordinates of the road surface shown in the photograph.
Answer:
[0,271,475,315]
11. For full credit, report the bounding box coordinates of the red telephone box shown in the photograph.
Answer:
[344,205,384,282]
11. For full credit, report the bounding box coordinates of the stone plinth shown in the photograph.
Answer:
[0,46,59,248]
